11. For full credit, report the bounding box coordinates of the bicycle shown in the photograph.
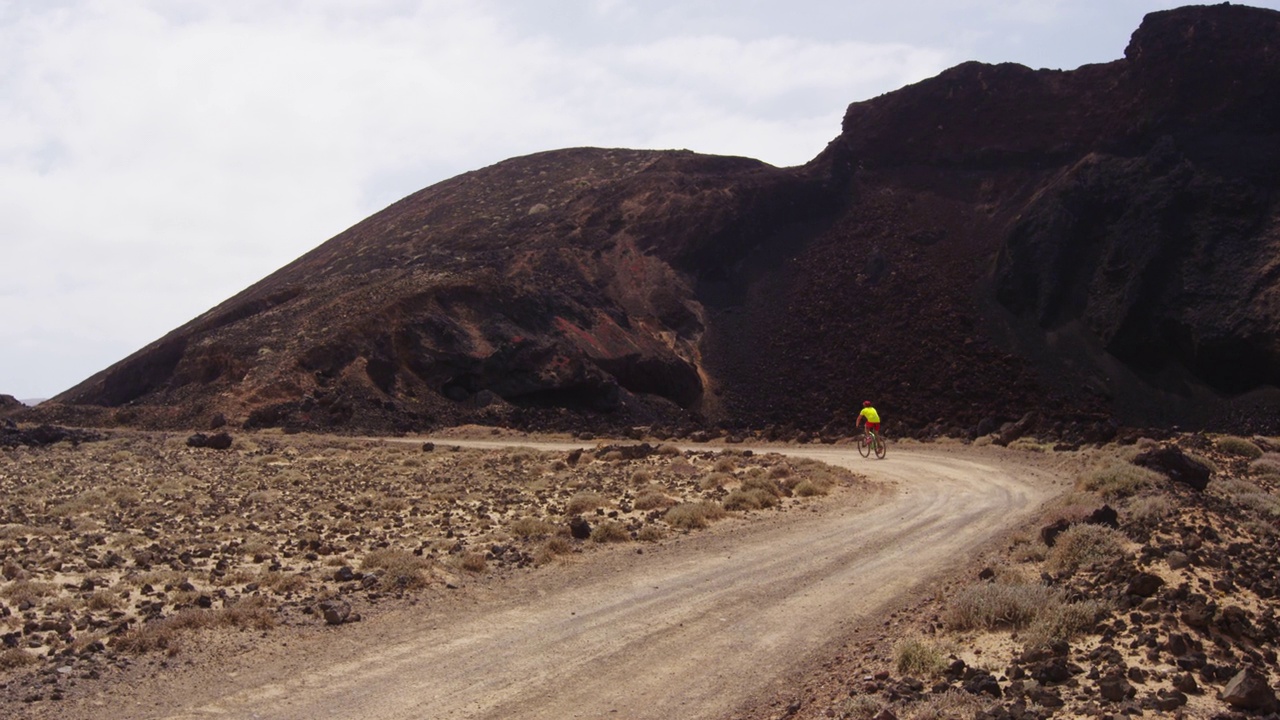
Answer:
[857,428,886,459]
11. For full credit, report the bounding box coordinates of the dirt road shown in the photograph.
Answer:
[109,443,1065,720]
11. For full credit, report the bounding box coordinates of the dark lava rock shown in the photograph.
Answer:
[1222,668,1278,712]
[319,599,352,626]
[1125,572,1165,598]
[186,432,233,450]
[569,516,592,540]
[1131,446,1211,490]
[0,423,101,448]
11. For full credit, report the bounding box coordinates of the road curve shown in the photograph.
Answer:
[148,443,1061,720]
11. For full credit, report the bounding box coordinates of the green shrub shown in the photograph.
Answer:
[1045,524,1128,574]
[1216,436,1263,459]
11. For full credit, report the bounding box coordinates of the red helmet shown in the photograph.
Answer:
[863,400,872,406]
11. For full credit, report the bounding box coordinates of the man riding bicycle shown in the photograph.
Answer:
[856,401,880,439]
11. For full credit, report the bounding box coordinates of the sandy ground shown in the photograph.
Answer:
[51,441,1064,720]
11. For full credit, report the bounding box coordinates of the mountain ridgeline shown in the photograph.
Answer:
[45,4,1280,440]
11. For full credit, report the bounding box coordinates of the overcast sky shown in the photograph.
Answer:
[4,0,1270,401]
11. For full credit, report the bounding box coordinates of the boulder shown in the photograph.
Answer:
[1222,668,1278,712]
[1131,446,1211,490]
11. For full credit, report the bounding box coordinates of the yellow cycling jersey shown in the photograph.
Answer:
[859,406,880,423]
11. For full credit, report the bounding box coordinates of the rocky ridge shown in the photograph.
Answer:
[21,3,1280,440]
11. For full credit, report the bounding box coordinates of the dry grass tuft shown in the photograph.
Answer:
[1076,462,1161,500]
[894,636,949,677]
[0,648,38,670]
[634,487,677,511]
[565,491,607,516]
[362,549,431,588]
[590,521,630,543]
[664,502,728,530]
[1044,524,1128,574]
[944,580,1107,646]
[1216,436,1263,459]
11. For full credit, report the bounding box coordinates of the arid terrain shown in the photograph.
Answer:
[2,426,1278,719]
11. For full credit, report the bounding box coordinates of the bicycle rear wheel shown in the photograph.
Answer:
[874,433,886,459]
[858,434,871,458]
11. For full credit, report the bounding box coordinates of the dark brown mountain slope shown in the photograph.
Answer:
[42,3,1280,439]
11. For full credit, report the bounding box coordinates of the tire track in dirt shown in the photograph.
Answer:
[144,444,1062,720]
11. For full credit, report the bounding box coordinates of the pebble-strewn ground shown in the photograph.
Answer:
[0,428,856,709]
[763,435,1280,720]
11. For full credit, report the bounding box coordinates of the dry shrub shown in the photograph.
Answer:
[699,472,734,491]
[833,695,883,720]
[656,444,683,457]
[907,689,993,719]
[636,525,665,542]
[634,487,677,511]
[793,479,830,497]
[1077,462,1161,500]
[1045,524,1128,574]
[945,582,1054,631]
[713,457,736,473]
[630,469,653,485]
[1125,494,1175,524]
[1216,436,1263,459]
[1,580,59,606]
[508,516,557,539]
[894,636,948,677]
[664,502,727,530]
[1022,596,1109,647]
[0,648,37,670]
[258,571,308,594]
[767,464,793,479]
[1249,456,1280,478]
[1007,438,1051,453]
[458,553,487,573]
[361,549,430,589]
[86,590,120,611]
[1211,478,1280,517]
[590,521,630,543]
[723,488,778,511]
[565,491,607,516]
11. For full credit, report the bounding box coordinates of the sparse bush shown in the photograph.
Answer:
[1249,457,1280,478]
[458,553,487,573]
[590,521,630,543]
[793,479,829,497]
[767,464,793,480]
[1077,462,1161,500]
[1023,597,1109,647]
[908,689,992,719]
[636,525,665,542]
[664,502,727,530]
[833,696,883,720]
[656,444,683,457]
[1045,524,1128,574]
[1,580,58,606]
[1216,436,1263,459]
[361,549,430,589]
[634,487,677,511]
[723,488,779,511]
[699,472,734,491]
[713,457,736,473]
[895,636,948,677]
[0,648,37,670]
[86,590,120,611]
[1008,438,1051,453]
[565,491,607,516]
[1211,478,1280,517]
[945,582,1056,631]
[1125,494,1175,525]
[630,469,653,485]
[508,516,557,538]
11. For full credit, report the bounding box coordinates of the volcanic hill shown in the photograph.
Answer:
[42,3,1280,440]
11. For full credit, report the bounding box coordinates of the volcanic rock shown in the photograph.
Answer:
[1222,668,1278,712]
[1131,446,1212,490]
[35,4,1280,438]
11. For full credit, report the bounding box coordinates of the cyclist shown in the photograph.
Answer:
[856,401,880,440]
